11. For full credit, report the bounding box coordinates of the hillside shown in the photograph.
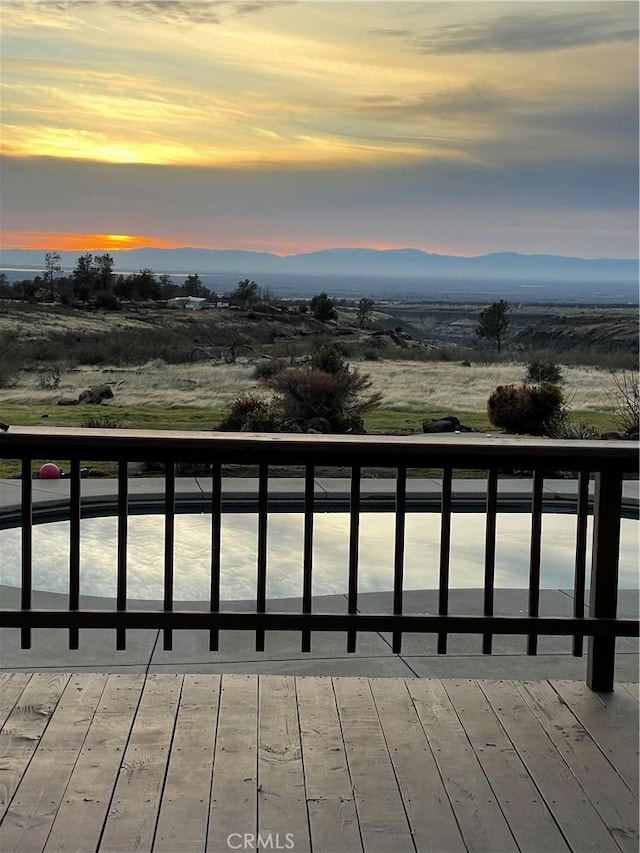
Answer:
[514,312,639,354]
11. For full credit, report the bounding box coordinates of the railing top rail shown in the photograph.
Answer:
[0,426,638,470]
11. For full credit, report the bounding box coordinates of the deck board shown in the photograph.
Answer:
[99,674,182,853]
[296,676,362,853]
[0,672,69,822]
[519,680,639,853]
[407,678,518,853]
[258,675,311,852]
[481,680,622,853]
[369,677,466,853]
[443,679,570,853]
[154,675,220,853]
[0,673,31,727]
[43,674,144,853]
[207,674,258,853]
[551,680,640,797]
[0,674,106,853]
[334,677,415,853]
[0,673,637,853]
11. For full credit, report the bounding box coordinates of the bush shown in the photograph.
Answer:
[545,418,600,440]
[241,402,284,432]
[524,358,563,384]
[37,365,61,390]
[487,382,566,436]
[81,414,122,429]
[219,394,275,431]
[308,343,348,375]
[265,366,381,433]
[253,358,289,381]
[605,371,639,436]
[93,291,121,310]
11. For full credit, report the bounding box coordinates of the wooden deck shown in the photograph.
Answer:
[0,673,638,853]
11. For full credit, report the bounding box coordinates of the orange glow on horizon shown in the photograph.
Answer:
[1,232,183,252]
[1,231,473,258]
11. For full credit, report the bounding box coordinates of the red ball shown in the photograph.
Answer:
[39,463,61,479]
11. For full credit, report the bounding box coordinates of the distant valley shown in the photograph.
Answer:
[2,246,638,303]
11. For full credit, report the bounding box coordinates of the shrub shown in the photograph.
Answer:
[253,358,289,381]
[81,414,122,429]
[308,343,348,375]
[241,402,284,432]
[605,370,639,436]
[93,291,121,310]
[524,358,563,384]
[265,366,381,433]
[487,382,566,436]
[37,365,61,390]
[219,393,274,431]
[545,412,600,440]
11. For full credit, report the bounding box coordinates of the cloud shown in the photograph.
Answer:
[374,6,638,54]
[2,0,288,28]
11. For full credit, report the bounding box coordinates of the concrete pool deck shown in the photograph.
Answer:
[1,476,638,679]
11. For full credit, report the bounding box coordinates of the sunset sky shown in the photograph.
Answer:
[1,0,638,258]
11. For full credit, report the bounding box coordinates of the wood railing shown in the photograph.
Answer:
[0,427,638,690]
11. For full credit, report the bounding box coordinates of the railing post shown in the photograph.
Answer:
[586,469,623,691]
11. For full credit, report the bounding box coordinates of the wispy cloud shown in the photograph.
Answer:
[374,6,638,55]
[2,0,289,29]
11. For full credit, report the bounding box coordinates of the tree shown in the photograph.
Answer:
[72,253,96,300]
[94,254,114,291]
[181,273,204,297]
[309,292,337,322]
[232,279,259,309]
[43,252,62,300]
[129,268,160,301]
[356,297,375,328]
[475,299,510,353]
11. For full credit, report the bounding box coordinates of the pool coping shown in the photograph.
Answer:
[1,476,638,524]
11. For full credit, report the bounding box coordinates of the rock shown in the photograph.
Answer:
[305,417,332,434]
[79,384,114,404]
[57,397,79,406]
[423,416,461,434]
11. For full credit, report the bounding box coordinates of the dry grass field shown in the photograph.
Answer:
[1,359,618,414]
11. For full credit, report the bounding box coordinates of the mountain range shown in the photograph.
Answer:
[1,246,637,283]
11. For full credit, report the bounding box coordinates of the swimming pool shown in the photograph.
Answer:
[1,511,637,601]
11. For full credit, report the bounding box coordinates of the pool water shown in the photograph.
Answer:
[1,511,638,602]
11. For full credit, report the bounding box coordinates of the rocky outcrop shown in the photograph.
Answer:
[57,384,115,406]
[422,416,477,433]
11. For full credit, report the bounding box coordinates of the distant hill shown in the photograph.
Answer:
[1,246,637,283]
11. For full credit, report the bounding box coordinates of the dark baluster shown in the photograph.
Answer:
[209,462,222,651]
[116,460,128,650]
[573,470,589,657]
[482,469,498,654]
[302,464,314,653]
[163,462,175,651]
[527,469,544,655]
[347,466,360,653]
[392,466,407,653]
[437,467,452,654]
[69,458,81,650]
[20,458,32,650]
[255,462,268,651]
